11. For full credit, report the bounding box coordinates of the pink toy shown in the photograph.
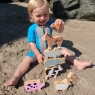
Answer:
[24,79,45,92]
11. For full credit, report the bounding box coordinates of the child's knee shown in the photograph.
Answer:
[61,48,70,57]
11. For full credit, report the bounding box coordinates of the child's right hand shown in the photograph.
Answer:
[37,53,45,64]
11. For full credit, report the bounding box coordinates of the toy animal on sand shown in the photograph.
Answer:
[53,72,79,92]
[67,72,78,84]
[42,32,63,50]
[24,79,45,92]
[44,65,63,80]
[54,78,71,92]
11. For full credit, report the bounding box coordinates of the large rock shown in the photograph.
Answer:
[49,0,80,19]
[76,0,95,20]
[49,0,95,21]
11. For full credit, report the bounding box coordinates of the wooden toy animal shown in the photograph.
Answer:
[45,65,63,80]
[45,67,54,80]
[24,79,45,92]
[67,72,78,84]
[44,58,63,68]
[43,48,62,59]
[42,32,63,50]
[54,78,71,92]
[50,23,60,31]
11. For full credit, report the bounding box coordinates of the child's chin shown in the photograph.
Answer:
[39,22,46,26]
[39,24,45,26]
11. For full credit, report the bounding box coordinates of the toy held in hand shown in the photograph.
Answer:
[50,23,60,31]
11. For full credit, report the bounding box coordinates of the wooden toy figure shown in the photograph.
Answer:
[43,47,63,68]
[24,79,45,92]
[44,65,63,80]
[44,58,63,68]
[42,30,64,80]
[54,78,71,92]
[45,67,54,80]
[50,24,60,31]
[43,48,62,60]
[42,32,63,50]
[67,72,78,84]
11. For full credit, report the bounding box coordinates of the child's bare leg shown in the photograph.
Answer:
[62,48,92,70]
[4,56,34,86]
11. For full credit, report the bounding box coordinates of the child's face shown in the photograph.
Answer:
[32,4,49,25]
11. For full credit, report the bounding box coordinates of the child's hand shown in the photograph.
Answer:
[37,53,45,64]
[54,19,64,25]
[51,19,64,33]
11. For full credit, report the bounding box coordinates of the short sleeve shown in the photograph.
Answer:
[27,24,36,43]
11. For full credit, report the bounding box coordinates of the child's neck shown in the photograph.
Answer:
[38,25,46,28]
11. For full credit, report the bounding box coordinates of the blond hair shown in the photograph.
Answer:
[28,0,49,22]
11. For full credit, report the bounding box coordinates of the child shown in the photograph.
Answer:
[4,0,92,86]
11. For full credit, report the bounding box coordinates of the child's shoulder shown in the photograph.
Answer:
[28,23,38,30]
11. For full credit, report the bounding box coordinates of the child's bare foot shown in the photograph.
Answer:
[4,76,19,86]
[75,60,93,70]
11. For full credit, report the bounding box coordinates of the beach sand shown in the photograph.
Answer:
[0,2,95,95]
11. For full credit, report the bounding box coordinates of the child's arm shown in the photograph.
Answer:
[51,19,64,33]
[29,42,44,64]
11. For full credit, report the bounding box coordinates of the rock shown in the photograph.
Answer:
[76,0,95,20]
[49,0,80,19]
[49,0,95,21]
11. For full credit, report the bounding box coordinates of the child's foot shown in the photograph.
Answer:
[4,76,19,86]
[75,60,93,70]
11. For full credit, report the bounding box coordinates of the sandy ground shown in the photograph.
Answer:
[0,2,95,95]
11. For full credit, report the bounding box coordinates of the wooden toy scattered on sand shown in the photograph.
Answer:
[44,65,63,80]
[42,32,63,50]
[53,72,78,92]
[24,79,45,92]
[67,72,78,84]
[24,26,79,93]
[54,78,71,92]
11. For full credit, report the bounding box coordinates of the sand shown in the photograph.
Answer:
[0,2,95,95]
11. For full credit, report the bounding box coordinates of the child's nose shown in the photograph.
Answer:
[41,16,45,20]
